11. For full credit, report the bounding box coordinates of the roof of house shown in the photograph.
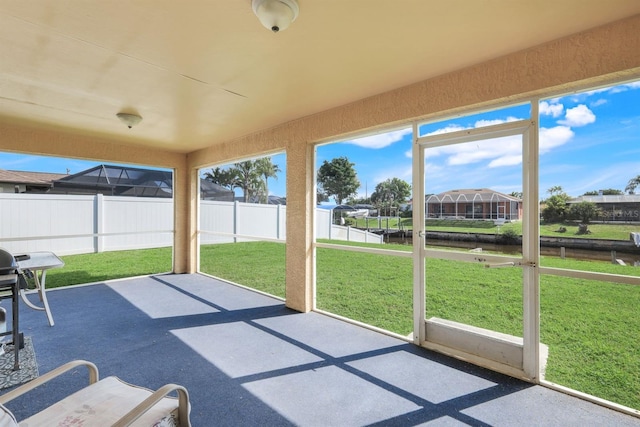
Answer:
[0,170,67,186]
[427,189,521,203]
[53,164,234,199]
[568,194,640,204]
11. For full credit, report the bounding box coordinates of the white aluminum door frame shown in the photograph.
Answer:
[413,118,540,379]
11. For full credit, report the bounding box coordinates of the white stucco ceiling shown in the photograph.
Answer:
[1,1,640,153]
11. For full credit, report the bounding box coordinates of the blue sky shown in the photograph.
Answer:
[317,79,640,202]
[1,80,638,203]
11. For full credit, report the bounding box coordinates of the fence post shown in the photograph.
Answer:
[276,204,281,240]
[234,201,239,243]
[94,194,104,253]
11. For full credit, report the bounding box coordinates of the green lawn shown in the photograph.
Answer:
[41,241,639,410]
[44,247,173,288]
[200,242,286,297]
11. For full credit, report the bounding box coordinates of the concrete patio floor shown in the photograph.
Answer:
[2,273,639,426]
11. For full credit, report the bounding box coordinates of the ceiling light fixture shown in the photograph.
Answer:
[116,112,143,129]
[252,0,299,33]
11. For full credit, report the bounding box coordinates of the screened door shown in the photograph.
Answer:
[412,119,540,379]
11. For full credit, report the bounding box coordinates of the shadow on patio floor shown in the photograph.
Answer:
[2,274,639,426]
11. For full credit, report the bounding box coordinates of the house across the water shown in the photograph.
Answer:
[568,194,640,222]
[426,188,522,221]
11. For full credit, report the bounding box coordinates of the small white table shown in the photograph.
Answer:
[16,252,64,327]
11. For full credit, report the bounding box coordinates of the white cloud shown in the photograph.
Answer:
[406,124,470,158]
[448,136,520,166]
[582,87,611,97]
[569,81,640,99]
[590,99,607,108]
[474,116,520,127]
[422,124,574,170]
[438,125,574,168]
[410,112,581,173]
[420,117,528,168]
[539,126,574,154]
[424,124,468,136]
[609,81,640,93]
[345,128,411,149]
[423,134,522,169]
[425,162,444,174]
[558,104,595,127]
[489,155,522,168]
[539,101,564,118]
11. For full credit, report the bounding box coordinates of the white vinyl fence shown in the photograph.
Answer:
[0,195,382,256]
[199,201,383,244]
[0,193,173,256]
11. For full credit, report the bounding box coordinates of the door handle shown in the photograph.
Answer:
[485,261,536,268]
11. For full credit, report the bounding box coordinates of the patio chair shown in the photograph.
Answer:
[0,360,191,426]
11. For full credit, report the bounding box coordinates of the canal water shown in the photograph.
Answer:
[385,235,640,265]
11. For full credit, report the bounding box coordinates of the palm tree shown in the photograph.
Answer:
[625,175,640,194]
[547,185,564,197]
[203,167,237,190]
[233,161,263,202]
[255,157,281,203]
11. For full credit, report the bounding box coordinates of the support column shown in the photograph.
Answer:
[285,142,315,312]
[173,160,199,274]
[522,110,541,381]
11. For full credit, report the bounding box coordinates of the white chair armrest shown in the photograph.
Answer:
[113,383,191,427]
[0,360,98,405]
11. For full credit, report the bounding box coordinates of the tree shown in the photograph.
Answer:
[568,201,601,224]
[204,162,269,202]
[541,186,570,223]
[347,196,372,206]
[316,189,329,205]
[625,176,640,194]
[255,157,281,203]
[232,160,264,202]
[547,185,564,197]
[317,157,360,205]
[510,191,523,199]
[371,178,411,216]
[203,167,238,190]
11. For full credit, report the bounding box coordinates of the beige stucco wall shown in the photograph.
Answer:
[0,122,182,169]
[188,14,640,312]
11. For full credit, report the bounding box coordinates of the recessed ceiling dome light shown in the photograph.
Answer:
[252,0,299,33]
[116,112,143,129]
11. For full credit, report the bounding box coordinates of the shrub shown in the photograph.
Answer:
[500,228,520,243]
[568,201,601,224]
